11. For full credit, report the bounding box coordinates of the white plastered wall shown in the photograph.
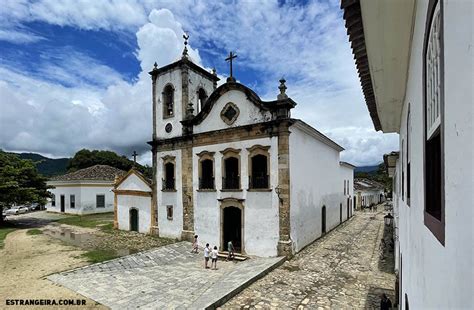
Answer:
[289,125,348,252]
[117,195,151,234]
[156,149,183,239]
[155,69,183,139]
[192,137,279,257]
[395,0,473,308]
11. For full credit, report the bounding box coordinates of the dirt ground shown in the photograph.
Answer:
[0,229,107,310]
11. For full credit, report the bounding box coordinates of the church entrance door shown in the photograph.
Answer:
[130,208,139,232]
[321,205,327,235]
[223,206,242,253]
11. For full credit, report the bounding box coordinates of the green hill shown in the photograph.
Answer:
[11,153,70,176]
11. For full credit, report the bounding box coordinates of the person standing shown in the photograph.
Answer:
[227,240,235,261]
[204,243,210,269]
[211,246,218,270]
[191,235,199,254]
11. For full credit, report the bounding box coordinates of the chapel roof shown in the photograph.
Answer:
[50,165,126,182]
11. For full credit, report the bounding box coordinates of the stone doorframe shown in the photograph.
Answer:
[219,198,245,254]
[129,207,139,232]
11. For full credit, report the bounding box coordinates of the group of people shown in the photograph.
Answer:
[190,235,235,270]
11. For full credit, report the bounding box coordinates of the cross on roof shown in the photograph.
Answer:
[132,151,138,164]
[225,51,237,82]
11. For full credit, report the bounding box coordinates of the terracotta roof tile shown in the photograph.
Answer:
[50,165,126,181]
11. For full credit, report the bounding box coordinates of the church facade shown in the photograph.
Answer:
[147,45,354,257]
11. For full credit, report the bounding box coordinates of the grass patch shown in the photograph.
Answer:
[99,223,114,232]
[55,213,114,228]
[81,249,118,263]
[0,228,17,249]
[27,228,43,235]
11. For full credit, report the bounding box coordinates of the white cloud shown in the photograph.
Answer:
[0,29,45,44]
[0,2,399,166]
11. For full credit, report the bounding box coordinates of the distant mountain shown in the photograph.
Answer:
[355,165,380,174]
[12,152,70,177]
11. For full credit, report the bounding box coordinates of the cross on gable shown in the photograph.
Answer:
[225,51,237,82]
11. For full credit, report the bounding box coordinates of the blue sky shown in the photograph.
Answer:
[0,0,398,166]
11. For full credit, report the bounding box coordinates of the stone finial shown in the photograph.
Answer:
[212,68,217,76]
[182,33,189,58]
[153,62,158,70]
[278,78,288,100]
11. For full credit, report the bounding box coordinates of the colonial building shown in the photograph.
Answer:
[143,40,355,257]
[342,0,472,308]
[353,178,385,210]
[113,168,152,234]
[46,165,125,215]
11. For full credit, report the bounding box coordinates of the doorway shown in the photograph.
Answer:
[222,206,242,252]
[322,205,327,234]
[60,195,65,212]
[347,198,350,219]
[130,208,139,232]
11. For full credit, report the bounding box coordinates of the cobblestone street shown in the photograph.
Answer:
[223,210,395,309]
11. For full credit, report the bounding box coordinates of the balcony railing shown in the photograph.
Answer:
[249,175,269,189]
[222,176,240,190]
[162,178,175,190]
[199,177,215,190]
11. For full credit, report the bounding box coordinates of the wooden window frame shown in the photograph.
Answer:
[96,194,105,208]
[220,148,241,191]
[423,0,445,245]
[247,145,271,190]
[197,151,215,191]
[162,155,176,191]
[70,194,75,209]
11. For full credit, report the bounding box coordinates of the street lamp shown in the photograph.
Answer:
[275,186,283,203]
[384,212,394,226]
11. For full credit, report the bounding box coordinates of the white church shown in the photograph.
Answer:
[116,38,355,257]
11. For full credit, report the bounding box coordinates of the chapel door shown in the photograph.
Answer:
[321,206,327,234]
[223,206,242,252]
[130,209,139,232]
[60,195,65,212]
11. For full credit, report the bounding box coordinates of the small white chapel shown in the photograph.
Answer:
[116,37,355,257]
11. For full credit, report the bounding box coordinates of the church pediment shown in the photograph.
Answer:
[182,82,296,134]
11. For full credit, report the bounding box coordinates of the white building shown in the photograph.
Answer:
[140,44,355,257]
[353,178,385,210]
[46,165,125,215]
[342,0,473,308]
[113,169,153,234]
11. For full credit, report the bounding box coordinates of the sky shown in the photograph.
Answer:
[0,0,398,167]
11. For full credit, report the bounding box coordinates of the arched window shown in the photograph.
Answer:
[163,84,174,118]
[247,145,270,189]
[162,156,176,190]
[221,148,241,190]
[197,88,207,113]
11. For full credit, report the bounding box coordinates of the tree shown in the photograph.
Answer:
[67,149,152,179]
[0,151,50,225]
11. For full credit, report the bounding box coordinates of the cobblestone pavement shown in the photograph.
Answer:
[48,242,284,309]
[223,211,395,309]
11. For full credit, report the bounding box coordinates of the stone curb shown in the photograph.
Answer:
[202,256,286,310]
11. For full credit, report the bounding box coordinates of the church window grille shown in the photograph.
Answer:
[166,205,173,220]
[162,84,174,118]
[163,162,175,190]
[223,157,240,189]
[200,159,215,189]
[70,195,75,209]
[247,145,270,190]
[96,195,105,208]
[423,0,444,245]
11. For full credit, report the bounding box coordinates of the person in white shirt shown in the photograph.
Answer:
[204,243,210,269]
[211,246,219,270]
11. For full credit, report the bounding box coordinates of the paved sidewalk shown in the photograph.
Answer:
[48,242,284,309]
[223,211,396,309]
